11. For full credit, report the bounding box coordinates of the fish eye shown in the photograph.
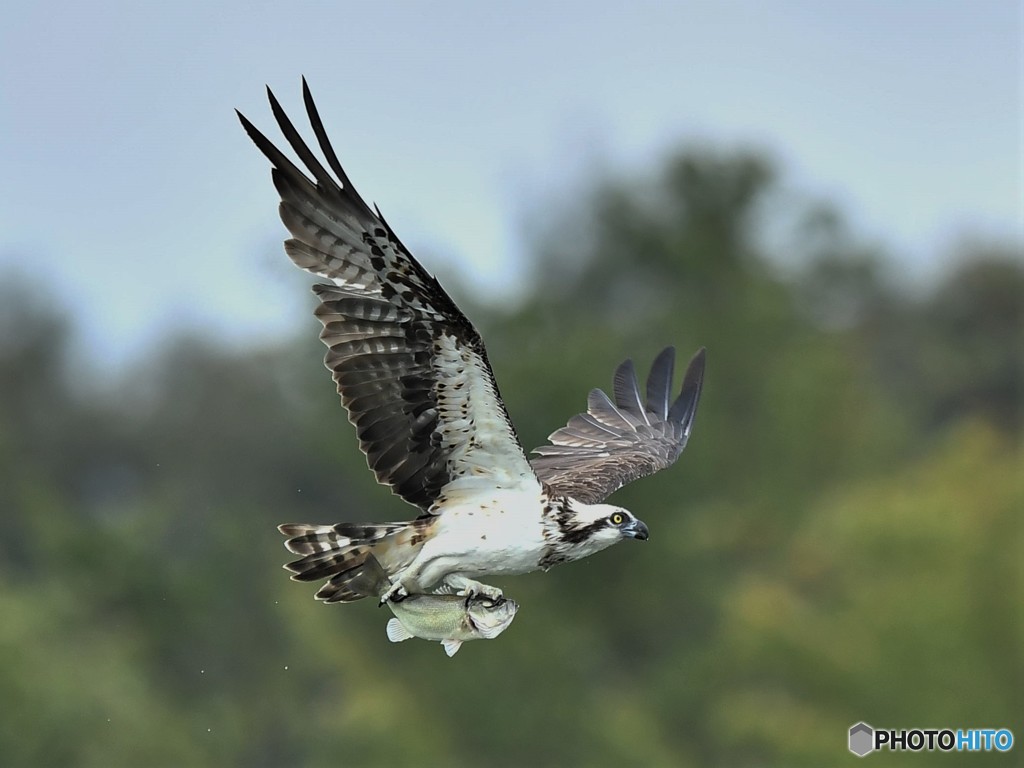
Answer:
[610,512,625,526]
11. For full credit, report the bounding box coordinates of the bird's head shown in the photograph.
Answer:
[560,501,649,556]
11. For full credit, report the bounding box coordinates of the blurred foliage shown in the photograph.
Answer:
[0,149,1020,767]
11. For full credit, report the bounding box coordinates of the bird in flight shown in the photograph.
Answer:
[238,80,706,606]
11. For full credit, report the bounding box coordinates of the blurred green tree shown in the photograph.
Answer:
[0,146,1019,766]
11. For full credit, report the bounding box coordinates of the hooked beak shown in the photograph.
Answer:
[624,519,650,541]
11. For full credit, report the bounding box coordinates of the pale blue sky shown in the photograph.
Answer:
[1,1,1020,366]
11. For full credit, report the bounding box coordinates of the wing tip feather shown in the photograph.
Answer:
[668,347,706,429]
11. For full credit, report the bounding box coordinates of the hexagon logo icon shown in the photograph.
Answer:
[849,722,874,757]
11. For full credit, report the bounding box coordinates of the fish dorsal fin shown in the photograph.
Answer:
[386,618,413,643]
[432,583,457,596]
[441,639,463,657]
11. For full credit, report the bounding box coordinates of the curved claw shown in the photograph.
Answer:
[444,575,503,601]
[378,581,409,606]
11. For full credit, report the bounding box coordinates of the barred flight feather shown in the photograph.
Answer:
[530,347,707,504]
[237,80,535,513]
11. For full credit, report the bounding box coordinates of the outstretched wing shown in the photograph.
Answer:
[530,347,706,503]
[238,80,538,513]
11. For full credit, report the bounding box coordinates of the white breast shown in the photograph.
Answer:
[415,487,550,584]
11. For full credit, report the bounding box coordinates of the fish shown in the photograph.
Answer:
[351,555,519,657]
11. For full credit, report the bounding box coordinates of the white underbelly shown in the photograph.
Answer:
[413,494,547,585]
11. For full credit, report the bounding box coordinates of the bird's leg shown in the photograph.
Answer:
[378,580,409,606]
[442,574,503,601]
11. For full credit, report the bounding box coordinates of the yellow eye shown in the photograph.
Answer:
[611,512,625,525]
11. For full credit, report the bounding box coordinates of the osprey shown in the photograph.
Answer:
[238,81,706,604]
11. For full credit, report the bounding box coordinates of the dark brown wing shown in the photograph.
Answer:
[238,80,538,513]
[530,347,706,503]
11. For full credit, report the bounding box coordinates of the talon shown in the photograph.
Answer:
[379,581,408,606]
[448,577,503,602]
[472,583,504,601]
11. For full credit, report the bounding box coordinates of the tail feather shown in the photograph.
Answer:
[279,522,406,555]
[285,545,373,582]
[277,520,429,603]
[315,554,390,603]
